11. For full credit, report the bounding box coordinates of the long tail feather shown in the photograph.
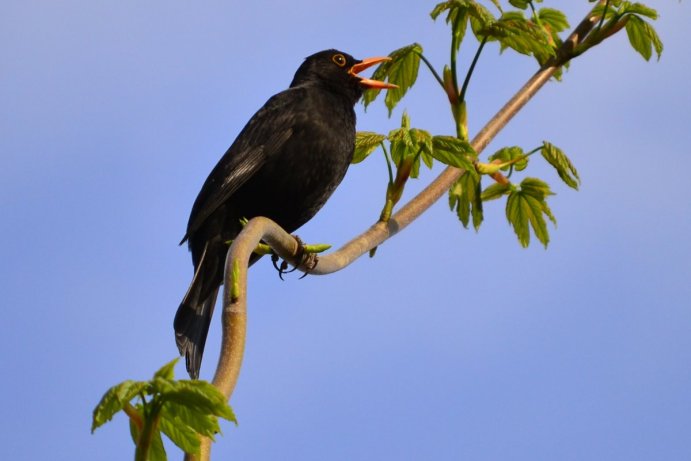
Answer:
[174,242,220,379]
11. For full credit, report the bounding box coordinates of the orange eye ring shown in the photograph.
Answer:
[332,53,346,67]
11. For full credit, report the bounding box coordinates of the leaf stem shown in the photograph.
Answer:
[529,1,543,28]
[526,146,542,156]
[416,52,445,90]
[598,0,611,29]
[381,142,394,185]
[459,36,487,104]
[450,17,461,97]
[123,403,143,432]
[135,400,162,461]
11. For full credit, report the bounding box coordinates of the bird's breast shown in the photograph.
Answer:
[236,94,355,232]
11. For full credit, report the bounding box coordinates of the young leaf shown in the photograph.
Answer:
[431,0,468,50]
[353,131,386,164]
[410,128,434,170]
[505,177,555,248]
[362,43,422,115]
[490,12,555,59]
[538,7,569,48]
[410,128,433,156]
[148,430,168,461]
[488,146,528,171]
[154,358,179,380]
[159,409,202,455]
[162,401,222,439]
[431,135,477,174]
[421,150,434,169]
[538,7,569,34]
[449,171,483,230]
[154,378,237,423]
[385,113,430,180]
[508,0,530,10]
[431,1,495,52]
[481,182,511,201]
[625,15,663,61]
[92,380,149,432]
[540,141,580,190]
[388,114,414,168]
[487,0,502,13]
[129,411,141,445]
[621,2,658,20]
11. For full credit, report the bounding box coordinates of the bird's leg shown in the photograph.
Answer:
[294,235,320,279]
[281,235,307,275]
[270,235,320,280]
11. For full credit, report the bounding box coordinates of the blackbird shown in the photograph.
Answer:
[175,49,396,379]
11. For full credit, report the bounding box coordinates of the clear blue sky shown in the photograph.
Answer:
[2,1,690,460]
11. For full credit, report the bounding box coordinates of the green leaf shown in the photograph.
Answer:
[154,378,237,423]
[162,401,222,439]
[538,7,569,53]
[154,358,179,380]
[159,407,202,455]
[625,15,663,61]
[487,0,502,13]
[540,141,580,190]
[128,408,141,445]
[481,182,511,201]
[622,2,658,20]
[490,12,555,60]
[488,146,528,171]
[520,177,555,204]
[410,128,433,156]
[449,171,483,230]
[430,1,451,20]
[148,430,168,461]
[430,1,495,51]
[421,148,434,169]
[362,43,422,115]
[538,7,569,34]
[92,380,149,432]
[505,177,555,248]
[353,131,385,164]
[409,128,433,171]
[508,0,530,9]
[386,113,430,180]
[388,114,414,168]
[466,3,496,43]
[431,135,477,174]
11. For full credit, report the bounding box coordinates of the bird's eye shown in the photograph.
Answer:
[332,53,347,67]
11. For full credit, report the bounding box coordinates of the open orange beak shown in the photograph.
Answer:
[349,56,398,90]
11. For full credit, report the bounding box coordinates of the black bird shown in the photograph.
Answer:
[175,49,396,379]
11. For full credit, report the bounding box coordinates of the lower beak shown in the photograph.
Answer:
[349,56,398,90]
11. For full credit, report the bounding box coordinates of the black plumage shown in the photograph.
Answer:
[174,49,396,378]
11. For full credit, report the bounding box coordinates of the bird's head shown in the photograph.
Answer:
[290,49,397,103]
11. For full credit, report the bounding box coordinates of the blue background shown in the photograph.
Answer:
[2,1,690,460]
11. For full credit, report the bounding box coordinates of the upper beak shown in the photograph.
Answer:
[349,56,398,90]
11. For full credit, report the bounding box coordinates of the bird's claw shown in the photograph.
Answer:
[270,235,319,280]
[271,252,290,281]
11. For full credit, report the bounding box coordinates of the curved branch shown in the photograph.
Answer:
[192,6,602,460]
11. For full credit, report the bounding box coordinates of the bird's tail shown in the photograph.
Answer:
[174,243,220,379]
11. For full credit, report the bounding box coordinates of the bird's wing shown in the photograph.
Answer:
[181,90,303,242]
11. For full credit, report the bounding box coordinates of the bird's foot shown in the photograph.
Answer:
[271,252,290,280]
[271,235,321,280]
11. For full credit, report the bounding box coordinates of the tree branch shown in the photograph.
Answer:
[191,4,603,460]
